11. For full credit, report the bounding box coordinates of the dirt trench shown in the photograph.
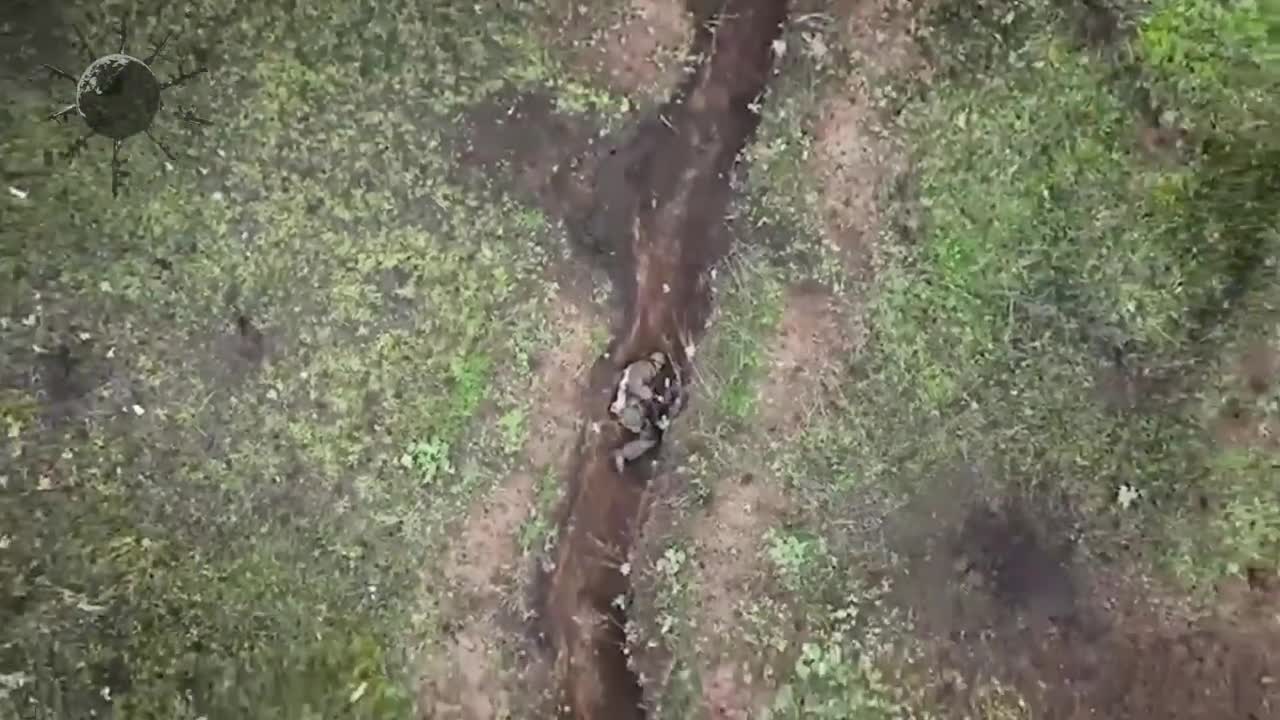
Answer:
[540,1,788,718]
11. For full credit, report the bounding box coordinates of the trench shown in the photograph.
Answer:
[541,1,788,717]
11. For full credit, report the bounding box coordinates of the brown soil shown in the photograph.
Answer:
[1238,342,1279,397]
[757,283,858,433]
[33,342,104,422]
[676,283,856,717]
[690,471,788,720]
[690,472,787,645]
[459,92,596,215]
[702,662,764,720]
[550,0,693,103]
[419,298,598,720]
[541,1,788,717]
[1214,340,1280,451]
[888,470,1280,720]
[809,0,927,271]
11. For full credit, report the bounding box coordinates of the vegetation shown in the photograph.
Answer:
[657,0,1280,716]
[2,0,1277,717]
[0,0,627,716]
[701,256,784,424]
[841,0,1280,588]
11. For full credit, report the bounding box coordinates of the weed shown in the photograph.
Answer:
[638,539,701,720]
[777,9,1280,592]
[1171,448,1280,588]
[764,528,831,593]
[701,256,784,424]
[764,582,926,720]
[518,467,563,557]
[713,1,1280,715]
[735,14,853,285]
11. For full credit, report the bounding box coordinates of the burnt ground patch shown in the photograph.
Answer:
[887,470,1279,720]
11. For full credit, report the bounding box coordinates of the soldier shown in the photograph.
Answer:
[610,351,680,472]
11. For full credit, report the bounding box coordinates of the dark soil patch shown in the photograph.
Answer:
[1213,340,1280,452]
[34,341,110,423]
[954,503,1080,628]
[458,92,599,216]
[0,0,74,90]
[1064,0,1126,51]
[208,311,269,382]
[230,313,266,364]
[538,1,788,717]
[888,470,1280,720]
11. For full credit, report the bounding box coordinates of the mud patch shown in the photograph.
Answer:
[1238,342,1279,397]
[811,95,901,271]
[689,470,788,719]
[459,93,597,215]
[691,472,787,640]
[702,662,764,720]
[32,341,111,424]
[1212,340,1280,451]
[444,474,540,600]
[420,469,539,718]
[227,313,267,366]
[955,503,1079,627]
[528,298,603,471]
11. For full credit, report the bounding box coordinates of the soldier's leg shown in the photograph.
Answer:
[614,436,658,471]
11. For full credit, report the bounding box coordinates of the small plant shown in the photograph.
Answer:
[518,468,562,556]
[497,407,526,456]
[1172,449,1280,590]
[651,544,692,641]
[765,528,830,592]
[765,594,921,720]
[402,436,454,486]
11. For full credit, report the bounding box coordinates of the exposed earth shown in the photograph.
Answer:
[2,1,1278,720]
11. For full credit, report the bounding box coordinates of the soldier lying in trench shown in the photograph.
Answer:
[609,351,683,472]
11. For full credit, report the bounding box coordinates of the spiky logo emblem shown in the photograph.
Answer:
[39,16,210,197]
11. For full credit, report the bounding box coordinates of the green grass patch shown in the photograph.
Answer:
[759,558,928,720]
[790,0,1280,598]
[701,257,784,424]
[641,541,702,720]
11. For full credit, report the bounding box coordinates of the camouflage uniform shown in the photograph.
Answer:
[611,352,679,471]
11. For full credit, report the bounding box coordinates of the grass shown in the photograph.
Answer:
[3,0,1278,717]
[0,0,625,716]
[764,592,924,720]
[701,255,784,424]
[732,13,864,289]
[632,539,701,720]
[773,0,1280,590]
[638,0,1280,716]
[517,466,563,558]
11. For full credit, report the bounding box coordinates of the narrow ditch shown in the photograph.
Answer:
[542,1,788,717]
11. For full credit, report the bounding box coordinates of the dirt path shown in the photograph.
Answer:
[541,1,788,717]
